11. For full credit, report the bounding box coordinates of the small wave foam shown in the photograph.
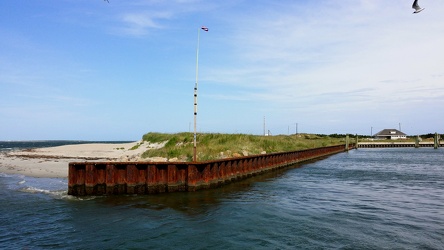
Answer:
[19,186,99,201]
[0,172,25,179]
[20,186,67,197]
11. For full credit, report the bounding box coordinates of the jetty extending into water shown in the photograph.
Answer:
[357,132,442,148]
[68,144,354,196]
[357,142,443,148]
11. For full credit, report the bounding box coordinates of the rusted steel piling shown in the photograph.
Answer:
[68,144,353,196]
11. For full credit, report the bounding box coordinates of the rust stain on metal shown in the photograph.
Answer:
[68,144,354,196]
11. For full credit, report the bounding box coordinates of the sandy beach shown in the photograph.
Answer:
[0,141,166,178]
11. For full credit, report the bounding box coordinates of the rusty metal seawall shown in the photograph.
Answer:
[68,144,354,196]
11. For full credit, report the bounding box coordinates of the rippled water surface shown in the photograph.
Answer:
[1,147,443,249]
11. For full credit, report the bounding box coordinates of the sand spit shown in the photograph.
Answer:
[0,141,166,178]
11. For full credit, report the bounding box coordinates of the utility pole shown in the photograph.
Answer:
[193,26,208,162]
[263,116,266,136]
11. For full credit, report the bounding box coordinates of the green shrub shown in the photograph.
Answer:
[142,132,172,143]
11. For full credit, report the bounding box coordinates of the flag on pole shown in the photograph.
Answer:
[201,26,209,32]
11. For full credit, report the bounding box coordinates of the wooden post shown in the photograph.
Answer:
[355,134,358,149]
[345,135,349,151]
[415,135,420,148]
[434,132,439,149]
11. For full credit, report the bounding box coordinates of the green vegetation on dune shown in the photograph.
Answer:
[141,132,347,162]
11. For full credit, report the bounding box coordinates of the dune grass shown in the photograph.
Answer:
[141,132,348,162]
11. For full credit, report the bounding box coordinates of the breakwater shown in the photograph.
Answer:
[358,142,443,148]
[357,132,442,148]
[68,144,354,196]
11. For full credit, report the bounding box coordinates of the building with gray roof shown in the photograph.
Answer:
[374,129,407,140]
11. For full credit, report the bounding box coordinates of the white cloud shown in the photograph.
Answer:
[111,0,224,36]
[205,1,444,111]
[118,11,172,36]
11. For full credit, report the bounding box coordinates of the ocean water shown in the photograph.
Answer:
[0,143,443,249]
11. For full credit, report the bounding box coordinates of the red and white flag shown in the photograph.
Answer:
[201,26,209,32]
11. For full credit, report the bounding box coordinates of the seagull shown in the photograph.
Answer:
[412,0,424,13]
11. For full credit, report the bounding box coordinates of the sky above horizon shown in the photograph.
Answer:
[1,0,443,141]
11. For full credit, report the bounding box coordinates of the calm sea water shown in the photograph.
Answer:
[1,143,443,249]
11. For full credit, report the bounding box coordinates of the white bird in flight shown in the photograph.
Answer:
[412,0,424,13]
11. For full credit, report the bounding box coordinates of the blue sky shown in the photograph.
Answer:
[1,0,443,140]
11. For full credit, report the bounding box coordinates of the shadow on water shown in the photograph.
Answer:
[93,157,329,215]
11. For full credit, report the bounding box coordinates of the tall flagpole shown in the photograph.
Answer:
[194,26,208,162]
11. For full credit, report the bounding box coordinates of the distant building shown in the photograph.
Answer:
[374,129,407,140]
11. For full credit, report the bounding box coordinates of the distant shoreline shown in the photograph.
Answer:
[0,140,134,150]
